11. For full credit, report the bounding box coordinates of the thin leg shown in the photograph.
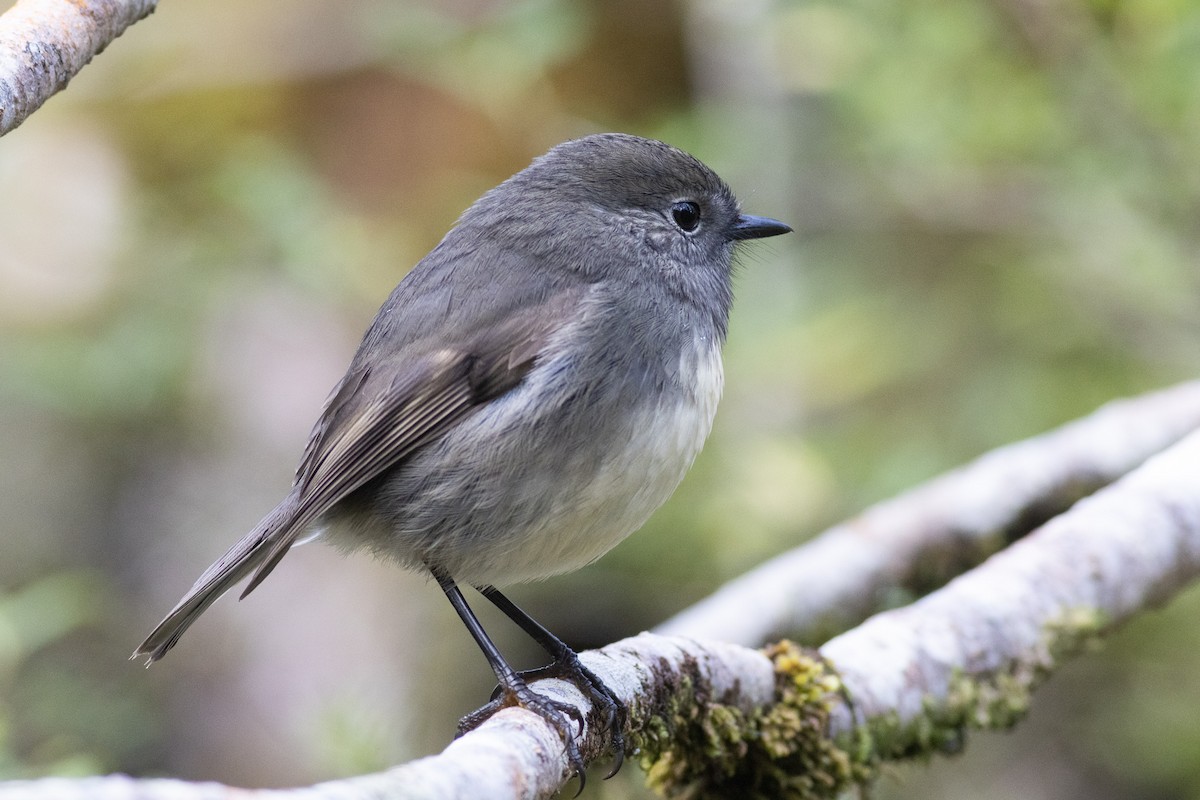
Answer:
[478,584,627,778]
[432,569,588,789]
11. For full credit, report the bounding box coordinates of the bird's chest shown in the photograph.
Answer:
[526,334,724,574]
[629,335,725,479]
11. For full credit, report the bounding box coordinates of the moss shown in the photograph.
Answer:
[636,608,1107,797]
[637,641,871,800]
[849,605,1108,762]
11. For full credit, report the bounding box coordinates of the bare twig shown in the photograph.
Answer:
[0,0,157,136]
[657,380,1200,646]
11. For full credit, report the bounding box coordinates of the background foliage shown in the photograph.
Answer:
[1,0,1199,797]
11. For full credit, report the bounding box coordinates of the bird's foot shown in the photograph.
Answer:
[497,652,628,779]
[458,676,589,793]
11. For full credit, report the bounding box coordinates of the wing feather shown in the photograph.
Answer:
[133,285,589,663]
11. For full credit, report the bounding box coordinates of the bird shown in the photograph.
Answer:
[134,132,791,786]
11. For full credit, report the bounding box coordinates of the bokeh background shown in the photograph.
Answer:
[2,0,1199,797]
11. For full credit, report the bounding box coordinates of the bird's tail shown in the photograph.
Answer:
[132,493,303,665]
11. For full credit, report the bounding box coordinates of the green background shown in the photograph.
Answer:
[1,0,1198,797]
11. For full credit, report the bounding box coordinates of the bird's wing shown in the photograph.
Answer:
[133,285,588,663]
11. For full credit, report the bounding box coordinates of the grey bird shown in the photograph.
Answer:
[134,133,791,784]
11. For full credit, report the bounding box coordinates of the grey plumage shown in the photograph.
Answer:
[134,134,790,686]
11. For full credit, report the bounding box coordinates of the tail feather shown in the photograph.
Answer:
[132,495,302,664]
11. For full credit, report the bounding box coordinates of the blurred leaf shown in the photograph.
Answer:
[0,572,104,674]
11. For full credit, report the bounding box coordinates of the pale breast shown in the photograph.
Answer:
[488,332,725,582]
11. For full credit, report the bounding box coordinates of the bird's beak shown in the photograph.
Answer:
[731,214,792,241]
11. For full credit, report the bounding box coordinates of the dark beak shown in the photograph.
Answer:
[731,214,792,241]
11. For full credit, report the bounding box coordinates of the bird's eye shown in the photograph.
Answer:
[670,201,701,233]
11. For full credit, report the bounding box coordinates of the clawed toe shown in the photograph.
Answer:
[459,679,589,791]
[549,655,626,776]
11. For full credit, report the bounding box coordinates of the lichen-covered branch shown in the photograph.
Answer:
[639,425,1200,796]
[658,380,1200,646]
[0,636,784,800]
[0,0,157,136]
[821,425,1200,758]
[4,388,1200,799]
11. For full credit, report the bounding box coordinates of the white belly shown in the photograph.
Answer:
[492,335,725,582]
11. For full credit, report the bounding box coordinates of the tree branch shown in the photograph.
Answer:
[3,384,1199,798]
[657,380,1200,646]
[0,636,784,800]
[822,423,1200,753]
[0,0,157,136]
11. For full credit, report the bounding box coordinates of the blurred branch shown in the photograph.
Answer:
[0,0,156,136]
[823,424,1200,752]
[658,380,1200,646]
[4,384,1200,798]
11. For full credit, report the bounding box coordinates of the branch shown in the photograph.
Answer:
[638,423,1200,796]
[0,0,157,136]
[0,636,784,800]
[657,380,1200,645]
[4,384,1200,799]
[822,423,1200,749]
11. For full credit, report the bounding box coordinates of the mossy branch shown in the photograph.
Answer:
[817,423,1200,766]
[644,420,1200,798]
[3,386,1200,799]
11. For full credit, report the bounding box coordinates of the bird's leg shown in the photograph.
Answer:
[477,584,627,778]
[432,569,588,787]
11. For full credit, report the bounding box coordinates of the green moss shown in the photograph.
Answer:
[849,606,1108,762]
[636,609,1108,797]
[636,641,871,800]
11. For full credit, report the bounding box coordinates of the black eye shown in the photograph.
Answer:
[671,201,701,233]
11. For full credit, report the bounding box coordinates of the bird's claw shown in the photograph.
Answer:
[458,678,589,794]
[475,654,628,781]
